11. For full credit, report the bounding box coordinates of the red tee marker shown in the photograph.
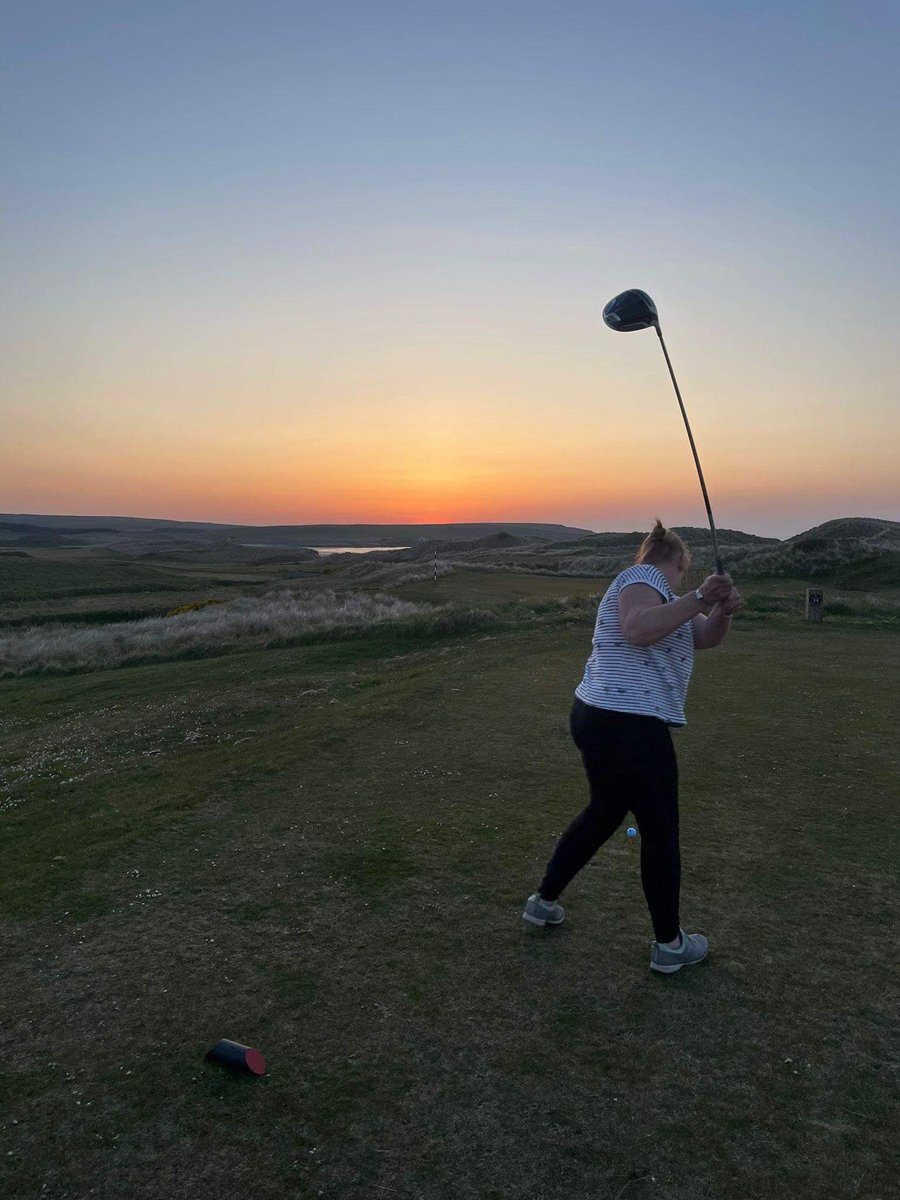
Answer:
[205,1039,267,1075]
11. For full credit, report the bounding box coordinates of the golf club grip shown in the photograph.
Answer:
[711,533,724,577]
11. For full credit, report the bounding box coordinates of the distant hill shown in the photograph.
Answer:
[239,522,589,545]
[548,526,777,553]
[670,526,777,546]
[0,515,593,551]
[705,517,900,583]
[382,518,899,586]
[359,532,538,562]
[138,542,321,565]
[786,517,900,547]
[0,521,74,547]
[1,514,897,588]
[0,515,221,534]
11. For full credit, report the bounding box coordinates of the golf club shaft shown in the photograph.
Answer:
[654,326,725,576]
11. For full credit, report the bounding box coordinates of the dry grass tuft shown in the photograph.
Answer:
[0,589,435,677]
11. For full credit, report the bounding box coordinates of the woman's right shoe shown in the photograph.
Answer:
[650,929,709,973]
[522,893,566,926]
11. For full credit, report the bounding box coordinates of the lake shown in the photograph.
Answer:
[239,544,410,555]
[314,546,410,555]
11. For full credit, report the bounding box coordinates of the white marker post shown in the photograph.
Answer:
[805,588,824,622]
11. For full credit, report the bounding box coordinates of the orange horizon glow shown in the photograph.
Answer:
[3,460,895,540]
[4,392,895,538]
[5,285,897,541]
[3,339,897,540]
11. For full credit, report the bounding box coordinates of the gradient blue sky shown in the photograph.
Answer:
[2,0,898,537]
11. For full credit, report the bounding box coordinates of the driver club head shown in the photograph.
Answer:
[603,289,659,332]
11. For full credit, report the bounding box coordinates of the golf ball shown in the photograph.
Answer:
[626,827,638,839]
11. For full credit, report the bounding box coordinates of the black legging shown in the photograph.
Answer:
[539,697,681,943]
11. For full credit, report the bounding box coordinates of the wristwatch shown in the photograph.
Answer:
[694,587,711,607]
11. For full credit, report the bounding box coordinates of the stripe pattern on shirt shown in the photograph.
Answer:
[574,564,694,726]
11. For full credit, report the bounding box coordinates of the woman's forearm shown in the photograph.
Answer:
[702,605,732,646]
[624,593,707,646]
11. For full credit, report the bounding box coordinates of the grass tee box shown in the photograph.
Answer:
[0,572,897,1199]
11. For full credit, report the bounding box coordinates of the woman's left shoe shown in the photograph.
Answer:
[650,929,709,973]
[522,893,566,926]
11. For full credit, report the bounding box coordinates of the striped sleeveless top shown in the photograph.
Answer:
[574,564,695,726]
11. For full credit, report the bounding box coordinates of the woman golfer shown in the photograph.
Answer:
[523,521,741,972]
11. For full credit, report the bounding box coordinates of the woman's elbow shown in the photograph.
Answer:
[622,624,649,647]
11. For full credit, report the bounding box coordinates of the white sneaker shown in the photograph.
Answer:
[650,929,709,973]
[522,893,566,927]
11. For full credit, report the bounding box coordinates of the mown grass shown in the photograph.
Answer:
[1,576,898,1200]
[0,555,201,602]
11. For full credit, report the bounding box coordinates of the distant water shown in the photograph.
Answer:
[239,544,409,555]
[315,546,410,555]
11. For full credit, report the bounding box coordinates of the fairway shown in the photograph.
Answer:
[1,591,897,1200]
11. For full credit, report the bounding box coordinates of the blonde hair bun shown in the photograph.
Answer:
[636,520,691,567]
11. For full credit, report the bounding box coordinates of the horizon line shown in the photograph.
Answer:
[1,509,897,544]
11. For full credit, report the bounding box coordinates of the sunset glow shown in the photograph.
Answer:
[3,3,898,538]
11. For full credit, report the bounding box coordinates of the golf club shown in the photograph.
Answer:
[602,288,725,576]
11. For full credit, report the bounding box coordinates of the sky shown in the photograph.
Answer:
[2,0,898,538]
